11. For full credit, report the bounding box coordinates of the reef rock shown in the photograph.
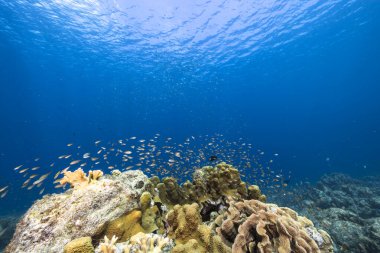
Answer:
[0,215,18,252]
[5,170,149,253]
[274,173,380,253]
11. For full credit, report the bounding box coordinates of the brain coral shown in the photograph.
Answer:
[216,199,333,253]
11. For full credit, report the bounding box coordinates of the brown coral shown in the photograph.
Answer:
[216,199,333,253]
[166,203,231,253]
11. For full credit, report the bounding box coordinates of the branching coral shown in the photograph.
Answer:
[59,168,103,188]
[99,235,118,253]
[123,232,173,253]
[216,199,334,253]
[166,203,231,253]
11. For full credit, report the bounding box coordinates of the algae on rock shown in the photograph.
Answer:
[5,170,149,253]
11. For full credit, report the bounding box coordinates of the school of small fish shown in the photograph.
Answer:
[1,134,289,199]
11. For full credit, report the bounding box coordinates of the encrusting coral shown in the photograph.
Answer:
[166,203,231,253]
[64,236,95,253]
[216,199,334,253]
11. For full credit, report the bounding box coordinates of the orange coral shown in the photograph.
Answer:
[59,168,89,188]
[89,170,103,181]
[59,168,103,189]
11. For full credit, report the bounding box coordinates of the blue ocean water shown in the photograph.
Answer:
[0,0,379,218]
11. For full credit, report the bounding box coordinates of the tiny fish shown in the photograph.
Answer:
[0,186,9,193]
[31,166,40,171]
[14,165,23,171]
[0,191,7,198]
[95,140,101,145]
[54,170,62,179]
[67,143,73,147]
[39,188,45,195]
[70,160,81,165]
[19,168,29,173]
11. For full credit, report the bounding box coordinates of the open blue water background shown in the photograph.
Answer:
[0,0,379,214]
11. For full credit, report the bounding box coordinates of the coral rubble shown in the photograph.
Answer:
[5,163,334,253]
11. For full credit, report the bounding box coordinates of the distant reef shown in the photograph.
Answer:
[0,215,18,252]
[5,163,333,253]
[273,173,380,253]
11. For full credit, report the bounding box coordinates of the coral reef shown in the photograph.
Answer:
[5,170,149,253]
[150,162,266,208]
[273,173,380,253]
[5,163,334,253]
[0,215,18,252]
[64,237,95,253]
[215,199,333,253]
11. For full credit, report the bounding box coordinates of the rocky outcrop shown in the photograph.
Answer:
[5,170,149,253]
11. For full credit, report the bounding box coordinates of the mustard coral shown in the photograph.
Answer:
[166,203,231,253]
[63,237,94,253]
[104,210,145,242]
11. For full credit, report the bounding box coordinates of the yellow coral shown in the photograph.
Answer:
[140,191,152,212]
[63,237,94,253]
[104,210,145,242]
[167,203,231,253]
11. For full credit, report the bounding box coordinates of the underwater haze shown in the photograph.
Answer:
[0,0,380,251]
